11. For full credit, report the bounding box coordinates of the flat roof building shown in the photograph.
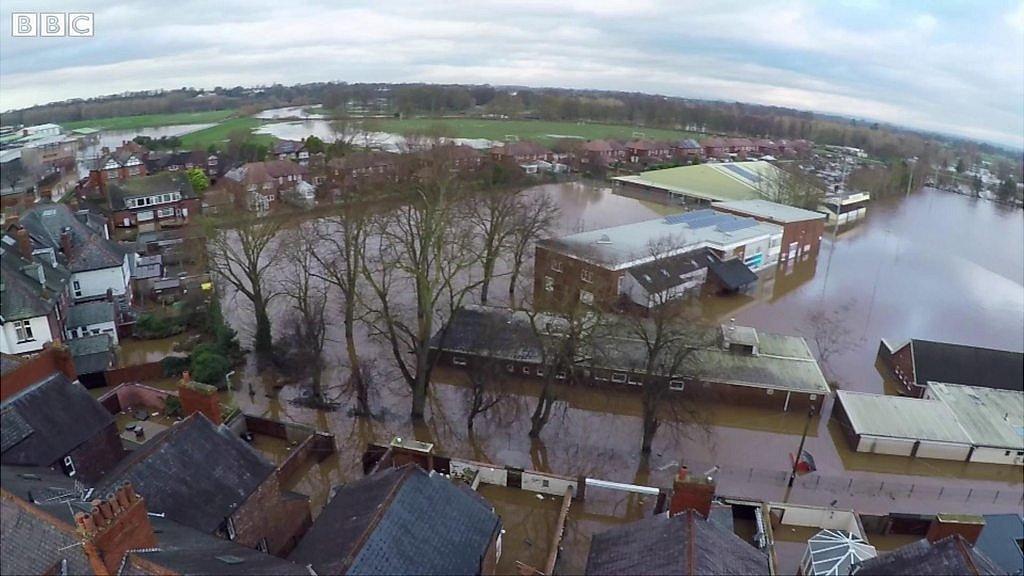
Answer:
[879,338,1023,397]
[835,384,1024,466]
[613,161,784,204]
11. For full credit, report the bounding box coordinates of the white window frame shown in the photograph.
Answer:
[611,372,627,384]
[544,276,555,292]
[14,320,35,342]
[73,280,82,298]
[63,455,76,477]
[452,356,467,367]
[581,269,593,283]
[670,380,685,391]
[580,290,594,304]
[551,259,563,272]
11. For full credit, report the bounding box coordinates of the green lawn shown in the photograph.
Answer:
[61,110,238,131]
[179,117,273,149]
[373,118,697,143]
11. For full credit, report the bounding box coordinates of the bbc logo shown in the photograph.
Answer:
[12,12,94,37]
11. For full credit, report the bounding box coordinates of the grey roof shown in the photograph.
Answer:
[628,248,718,294]
[0,373,114,467]
[429,305,549,364]
[855,535,1004,575]
[975,514,1024,576]
[106,172,196,211]
[0,353,26,376]
[836,391,972,445]
[0,238,71,321]
[289,464,500,575]
[928,383,1024,450]
[585,510,770,575]
[123,516,309,576]
[713,199,827,223]
[17,202,127,273]
[805,529,877,576]
[0,409,33,453]
[910,340,1023,392]
[707,258,758,290]
[538,209,781,269]
[0,491,92,576]
[67,334,115,375]
[66,300,116,329]
[98,413,275,534]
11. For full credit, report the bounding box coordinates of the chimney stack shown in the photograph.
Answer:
[60,227,73,256]
[925,514,985,546]
[668,466,716,518]
[75,483,157,575]
[178,372,223,425]
[15,227,32,259]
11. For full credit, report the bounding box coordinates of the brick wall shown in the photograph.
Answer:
[534,246,624,312]
[878,340,919,396]
[0,344,77,401]
[229,474,312,556]
[104,361,165,388]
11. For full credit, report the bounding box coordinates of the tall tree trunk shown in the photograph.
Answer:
[411,343,430,419]
[253,302,273,355]
[480,255,496,305]
[344,310,369,416]
[529,380,555,437]
[507,259,521,308]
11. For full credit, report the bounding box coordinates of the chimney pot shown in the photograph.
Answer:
[90,504,104,524]
[669,464,716,518]
[115,487,129,509]
[80,513,96,533]
[123,483,136,502]
[98,501,114,523]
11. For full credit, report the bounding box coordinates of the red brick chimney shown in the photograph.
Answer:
[15,227,32,259]
[668,466,716,518]
[59,227,73,256]
[178,371,222,425]
[926,514,985,546]
[75,483,157,576]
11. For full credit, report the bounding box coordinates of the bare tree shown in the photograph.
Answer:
[522,295,605,438]
[276,224,331,406]
[307,207,372,415]
[361,147,483,419]
[804,299,861,388]
[757,163,825,209]
[506,192,560,307]
[463,357,509,431]
[468,189,519,305]
[204,216,283,356]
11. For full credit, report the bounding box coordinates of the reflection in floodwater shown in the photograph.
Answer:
[197,183,1023,555]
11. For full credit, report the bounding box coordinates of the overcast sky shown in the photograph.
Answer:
[2,0,1022,148]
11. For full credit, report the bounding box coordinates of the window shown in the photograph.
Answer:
[73,280,82,298]
[522,366,531,375]
[556,371,566,380]
[62,455,76,477]
[507,364,515,373]
[226,517,237,540]
[452,356,467,366]
[611,372,627,383]
[544,276,555,292]
[581,269,593,283]
[536,367,544,377]
[157,207,175,218]
[257,539,269,553]
[1005,450,1012,456]
[628,374,642,385]
[670,380,685,391]
[551,259,563,272]
[580,290,594,304]
[541,479,550,488]
[14,320,34,342]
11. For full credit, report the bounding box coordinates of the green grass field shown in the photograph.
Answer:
[178,117,273,149]
[373,118,697,143]
[61,110,238,131]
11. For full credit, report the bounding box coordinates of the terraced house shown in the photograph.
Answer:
[105,172,200,229]
[0,231,70,355]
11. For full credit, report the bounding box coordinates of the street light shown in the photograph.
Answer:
[787,403,817,490]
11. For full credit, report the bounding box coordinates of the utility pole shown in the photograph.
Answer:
[784,403,816,502]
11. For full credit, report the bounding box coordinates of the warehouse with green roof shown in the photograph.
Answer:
[613,161,782,203]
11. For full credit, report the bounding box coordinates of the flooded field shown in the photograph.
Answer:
[197,181,1023,570]
[253,119,498,150]
[76,123,216,177]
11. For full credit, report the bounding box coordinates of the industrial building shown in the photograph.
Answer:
[834,384,1024,466]
[612,161,779,204]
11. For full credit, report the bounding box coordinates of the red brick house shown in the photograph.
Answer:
[625,140,673,164]
[88,142,149,189]
[223,159,308,212]
[490,141,551,164]
[326,151,402,191]
[672,138,703,160]
[727,137,757,155]
[105,172,200,229]
[700,137,730,158]
[712,199,826,264]
[581,139,616,165]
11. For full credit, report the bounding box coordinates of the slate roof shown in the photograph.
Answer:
[975,514,1024,576]
[707,258,759,291]
[67,333,115,375]
[429,305,548,364]
[910,339,1023,391]
[273,140,305,155]
[224,160,307,186]
[123,516,309,576]
[585,510,770,575]
[0,491,92,575]
[0,237,71,321]
[106,172,196,211]
[16,202,127,273]
[66,300,116,329]
[628,248,718,294]
[855,535,1004,575]
[0,372,114,468]
[97,413,275,534]
[289,464,500,575]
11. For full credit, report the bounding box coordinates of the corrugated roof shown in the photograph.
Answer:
[928,383,1024,450]
[836,391,972,444]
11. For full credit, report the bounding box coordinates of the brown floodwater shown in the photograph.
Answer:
[201,182,1022,573]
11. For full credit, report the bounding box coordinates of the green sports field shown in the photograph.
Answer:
[60,110,238,131]
[373,117,697,143]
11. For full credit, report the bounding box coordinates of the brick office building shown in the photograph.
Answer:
[712,199,826,264]
[534,210,782,312]
[877,338,1023,397]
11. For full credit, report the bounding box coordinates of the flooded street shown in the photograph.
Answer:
[206,181,1022,569]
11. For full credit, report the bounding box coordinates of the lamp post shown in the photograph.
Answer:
[784,403,816,502]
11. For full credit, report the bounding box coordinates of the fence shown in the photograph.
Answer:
[681,460,1024,508]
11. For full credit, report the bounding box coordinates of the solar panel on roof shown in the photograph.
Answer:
[663,213,690,225]
[721,163,761,183]
[716,217,757,233]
